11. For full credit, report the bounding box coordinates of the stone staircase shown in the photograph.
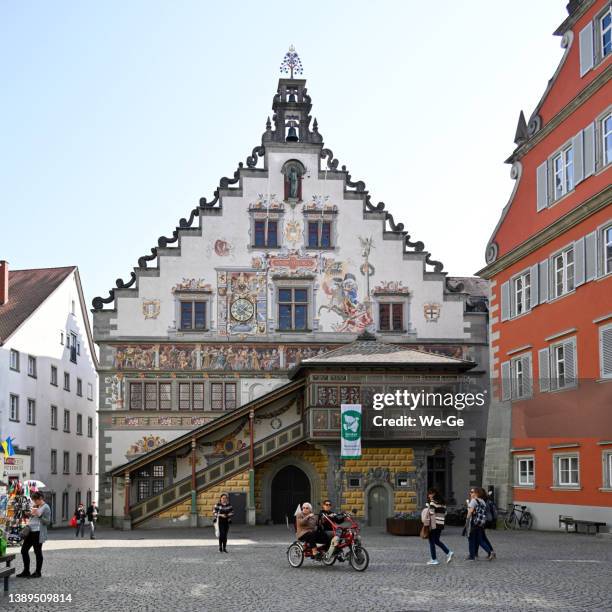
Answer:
[130,421,306,527]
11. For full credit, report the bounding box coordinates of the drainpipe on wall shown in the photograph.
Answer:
[247,410,256,525]
[123,471,131,531]
[190,438,198,527]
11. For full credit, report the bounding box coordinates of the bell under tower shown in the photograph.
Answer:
[263,47,323,146]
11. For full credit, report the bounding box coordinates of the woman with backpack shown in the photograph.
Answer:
[424,488,454,565]
[465,487,493,560]
[480,488,497,559]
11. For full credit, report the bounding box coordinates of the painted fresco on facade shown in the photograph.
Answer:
[216,270,267,335]
[372,281,410,295]
[111,343,340,371]
[126,434,167,458]
[171,278,213,293]
[320,257,373,333]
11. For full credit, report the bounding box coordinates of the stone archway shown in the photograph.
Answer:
[259,454,322,524]
[270,466,310,524]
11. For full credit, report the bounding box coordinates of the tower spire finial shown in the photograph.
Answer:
[280,45,303,79]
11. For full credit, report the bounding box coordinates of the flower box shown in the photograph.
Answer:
[386,517,422,536]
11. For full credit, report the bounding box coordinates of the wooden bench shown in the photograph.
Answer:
[559,515,607,535]
[0,554,16,593]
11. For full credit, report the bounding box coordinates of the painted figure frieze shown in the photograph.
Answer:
[172,278,213,293]
[110,343,340,371]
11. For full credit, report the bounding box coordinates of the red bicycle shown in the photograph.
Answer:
[286,511,370,571]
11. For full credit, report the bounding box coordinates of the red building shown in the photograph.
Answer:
[479,0,612,530]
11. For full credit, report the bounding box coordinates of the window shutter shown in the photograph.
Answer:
[536,161,548,211]
[511,361,518,399]
[572,131,584,185]
[501,361,511,401]
[585,230,598,281]
[563,338,577,386]
[538,259,549,303]
[600,326,612,378]
[583,123,595,178]
[538,348,550,392]
[510,279,516,318]
[530,264,539,308]
[574,237,586,286]
[501,281,510,321]
[523,353,533,398]
[579,22,594,76]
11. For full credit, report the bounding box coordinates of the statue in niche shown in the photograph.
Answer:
[282,159,305,203]
[288,165,299,198]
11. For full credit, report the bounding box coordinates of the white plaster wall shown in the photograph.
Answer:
[0,270,98,523]
[111,148,467,340]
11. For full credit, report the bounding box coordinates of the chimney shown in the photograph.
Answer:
[0,261,8,305]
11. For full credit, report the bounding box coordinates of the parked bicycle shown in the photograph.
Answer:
[503,504,533,530]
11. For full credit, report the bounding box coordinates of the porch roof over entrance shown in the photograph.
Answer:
[289,332,475,378]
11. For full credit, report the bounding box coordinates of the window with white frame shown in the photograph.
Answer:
[61,492,69,520]
[9,394,19,421]
[253,218,279,248]
[27,355,37,378]
[603,113,612,167]
[516,456,535,486]
[513,270,531,315]
[510,353,533,399]
[76,413,83,435]
[51,365,58,386]
[76,453,82,475]
[63,451,70,474]
[602,5,612,58]
[180,300,207,331]
[178,381,206,410]
[552,246,575,298]
[50,449,57,474]
[28,446,35,474]
[87,416,93,438]
[9,349,19,371]
[604,451,612,489]
[603,224,612,276]
[552,145,574,200]
[554,454,580,486]
[211,382,237,411]
[552,341,574,389]
[63,409,70,433]
[87,382,93,401]
[76,378,83,397]
[50,405,58,430]
[64,372,70,391]
[378,302,405,332]
[277,287,309,331]
[306,219,333,248]
[87,454,93,475]
[600,323,612,379]
[26,399,36,425]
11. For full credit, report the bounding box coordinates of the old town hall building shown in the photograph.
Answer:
[92,59,489,528]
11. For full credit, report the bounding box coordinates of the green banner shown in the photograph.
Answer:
[340,404,362,459]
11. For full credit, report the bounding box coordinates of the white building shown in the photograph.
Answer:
[0,262,98,525]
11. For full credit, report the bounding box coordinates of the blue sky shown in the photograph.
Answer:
[1,1,566,309]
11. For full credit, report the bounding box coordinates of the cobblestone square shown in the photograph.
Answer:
[3,526,611,612]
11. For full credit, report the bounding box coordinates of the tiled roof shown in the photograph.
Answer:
[448,276,489,297]
[0,267,75,345]
[297,336,471,366]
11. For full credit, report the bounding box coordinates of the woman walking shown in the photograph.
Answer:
[74,502,86,538]
[213,493,233,553]
[465,487,494,560]
[424,488,453,565]
[17,491,51,579]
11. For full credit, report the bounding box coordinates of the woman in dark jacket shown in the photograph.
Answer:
[213,494,233,553]
[74,503,87,538]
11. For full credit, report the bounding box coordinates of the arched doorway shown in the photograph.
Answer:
[271,465,311,524]
[367,485,389,527]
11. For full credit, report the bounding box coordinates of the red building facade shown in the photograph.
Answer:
[479,0,612,530]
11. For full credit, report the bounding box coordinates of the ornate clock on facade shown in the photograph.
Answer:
[230,298,255,322]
